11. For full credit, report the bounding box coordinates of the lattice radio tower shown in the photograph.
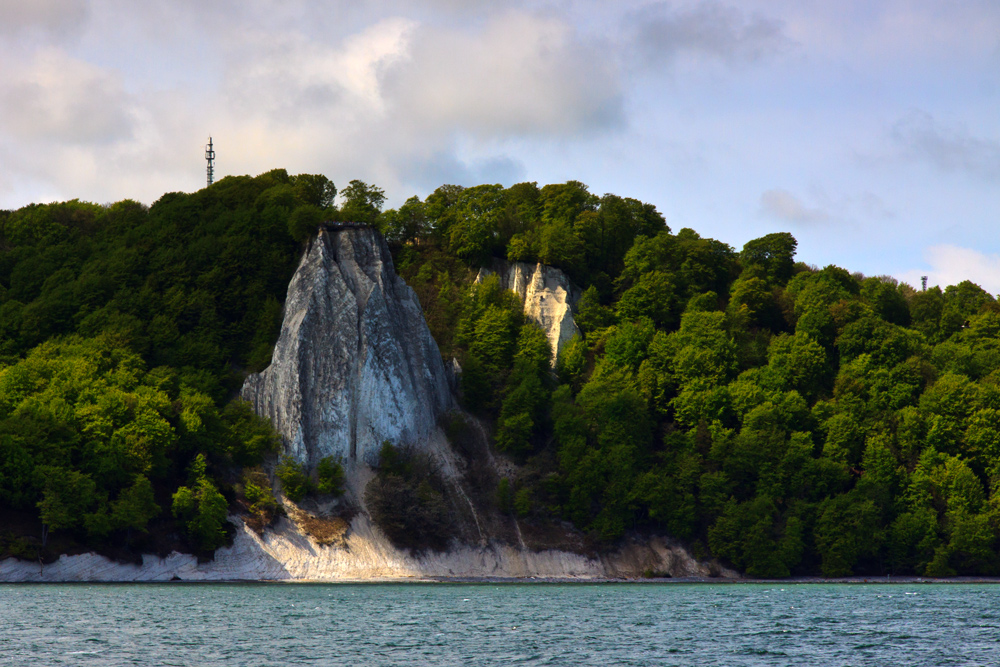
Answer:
[205,136,215,187]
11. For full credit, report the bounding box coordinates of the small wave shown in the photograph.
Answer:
[737,647,789,656]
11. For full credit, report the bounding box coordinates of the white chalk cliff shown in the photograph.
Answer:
[241,227,454,467]
[475,260,581,364]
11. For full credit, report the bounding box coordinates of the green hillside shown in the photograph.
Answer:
[3,173,999,578]
[388,180,1000,578]
[0,170,322,560]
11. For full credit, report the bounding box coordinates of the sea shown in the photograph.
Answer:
[1,582,998,666]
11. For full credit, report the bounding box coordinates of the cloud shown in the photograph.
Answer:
[220,11,623,142]
[383,10,624,138]
[759,188,829,224]
[186,10,623,199]
[629,1,791,67]
[0,49,133,144]
[899,244,1000,295]
[222,18,416,121]
[0,0,88,37]
[891,110,1000,180]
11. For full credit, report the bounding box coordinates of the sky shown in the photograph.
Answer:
[0,0,998,292]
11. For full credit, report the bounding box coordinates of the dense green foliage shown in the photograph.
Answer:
[384,180,1000,577]
[171,454,230,552]
[5,171,1000,578]
[0,170,331,557]
[316,456,346,496]
[239,468,280,531]
[274,454,345,502]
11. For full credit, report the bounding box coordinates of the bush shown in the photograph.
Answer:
[275,456,312,502]
[241,468,279,526]
[172,476,229,552]
[316,456,345,496]
[364,443,453,551]
[287,204,323,242]
[514,487,533,518]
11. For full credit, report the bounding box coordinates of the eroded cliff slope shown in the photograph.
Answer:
[0,513,735,582]
[241,228,454,467]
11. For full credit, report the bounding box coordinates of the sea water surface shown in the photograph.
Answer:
[2,583,998,666]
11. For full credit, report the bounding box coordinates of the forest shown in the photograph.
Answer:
[2,171,1000,577]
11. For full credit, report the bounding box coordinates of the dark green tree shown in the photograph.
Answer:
[741,232,797,286]
[316,456,345,496]
[288,204,323,242]
[338,180,386,224]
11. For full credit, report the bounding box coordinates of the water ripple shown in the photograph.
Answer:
[2,583,1000,665]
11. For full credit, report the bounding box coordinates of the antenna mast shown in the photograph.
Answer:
[205,136,215,187]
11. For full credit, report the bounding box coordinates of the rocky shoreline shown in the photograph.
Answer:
[0,513,734,583]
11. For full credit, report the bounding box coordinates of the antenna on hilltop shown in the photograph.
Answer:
[205,137,215,187]
[921,276,928,291]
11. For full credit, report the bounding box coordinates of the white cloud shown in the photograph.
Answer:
[0,49,133,144]
[759,188,828,224]
[222,18,415,120]
[0,0,994,282]
[0,2,794,208]
[0,11,573,204]
[899,245,1000,295]
[189,10,623,196]
[383,10,623,138]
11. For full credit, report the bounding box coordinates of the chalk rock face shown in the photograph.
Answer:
[241,228,454,466]
[476,260,581,364]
